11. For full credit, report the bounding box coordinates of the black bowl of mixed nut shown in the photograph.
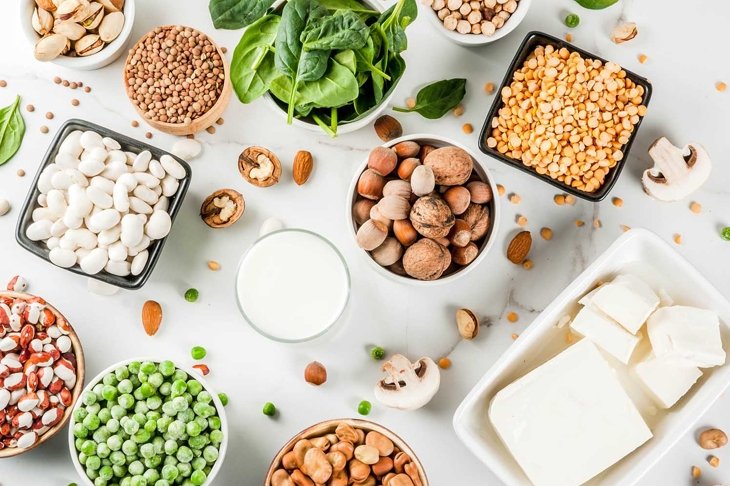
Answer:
[479,31,653,201]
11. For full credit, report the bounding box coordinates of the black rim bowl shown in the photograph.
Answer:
[478,31,653,202]
[15,119,192,290]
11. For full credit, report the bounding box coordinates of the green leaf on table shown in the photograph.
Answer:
[208,0,275,29]
[0,96,25,166]
[230,15,281,103]
[393,78,466,119]
[574,0,619,9]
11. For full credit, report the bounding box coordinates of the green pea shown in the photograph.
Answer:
[178,408,195,424]
[217,393,228,407]
[140,361,156,374]
[93,426,111,443]
[722,227,730,240]
[128,362,141,374]
[103,373,119,387]
[177,462,192,478]
[130,476,146,486]
[157,416,173,433]
[159,382,172,396]
[74,408,88,422]
[98,408,112,424]
[186,421,202,437]
[262,402,276,417]
[110,450,126,465]
[167,420,186,440]
[190,346,206,360]
[86,468,99,480]
[83,414,101,431]
[99,465,114,481]
[184,288,199,303]
[161,464,179,481]
[86,402,101,415]
[123,419,140,435]
[209,430,223,446]
[177,446,194,463]
[143,469,160,483]
[357,400,372,416]
[118,394,135,410]
[115,366,129,380]
[110,405,126,420]
[190,470,206,486]
[172,396,188,412]
[87,455,102,471]
[565,13,580,28]
[186,380,202,397]
[173,370,188,382]
[207,416,221,430]
[154,479,171,486]
[83,391,98,406]
[140,443,155,459]
[196,391,211,404]
[170,380,187,398]
[191,456,206,471]
[81,440,97,456]
[369,346,386,360]
[122,440,138,456]
[202,445,218,463]
[128,460,144,476]
[107,435,123,451]
[132,429,151,444]
[159,360,175,377]
[188,435,208,450]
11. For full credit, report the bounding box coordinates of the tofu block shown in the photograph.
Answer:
[634,355,702,408]
[571,306,641,364]
[489,340,653,486]
[648,305,725,368]
[590,275,659,334]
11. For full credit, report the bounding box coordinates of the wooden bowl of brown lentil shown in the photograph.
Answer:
[123,25,231,136]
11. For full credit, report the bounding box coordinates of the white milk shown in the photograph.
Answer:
[236,230,350,342]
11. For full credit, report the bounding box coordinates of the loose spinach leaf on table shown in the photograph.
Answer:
[574,0,618,9]
[301,10,369,51]
[0,96,25,166]
[393,78,466,119]
[230,15,281,103]
[209,0,275,29]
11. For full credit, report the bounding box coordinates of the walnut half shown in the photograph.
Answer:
[238,146,282,187]
[200,189,244,228]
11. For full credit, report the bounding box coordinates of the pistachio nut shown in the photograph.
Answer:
[34,33,69,61]
[98,11,124,43]
[79,2,104,30]
[55,0,83,21]
[35,0,58,12]
[53,19,86,41]
[75,34,104,57]
[98,0,124,11]
[32,7,54,35]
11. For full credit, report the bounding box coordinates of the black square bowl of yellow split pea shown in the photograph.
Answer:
[478,31,652,202]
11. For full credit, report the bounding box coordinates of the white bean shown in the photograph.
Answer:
[80,131,104,150]
[49,248,77,268]
[67,185,93,218]
[86,186,113,209]
[37,165,60,194]
[161,175,179,197]
[112,183,130,213]
[65,228,97,250]
[120,214,144,248]
[160,154,185,180]
[37,194,47,207]
[51,171,74,190]
[133,185,158,205]
[129,197,153,215]
[58,130,83,157]
[171,139,202,161]
[107,150,127,164]
[102,137,121,150]
[131,250,149,276]
[83,146,108,163]
[101,161,128,181]
[145,210,171,240]
[78,158,106,177]
[134,172,160,189]
[32,207,55,222]
[46,236,60,249]
[89,209,121,232]
[117,173,138,191]
[67,169,89,188]
[132,151,152,172]
[90,176,115,195]
[75,247,91,260]
[46,190,67,218]
[62,213,83,230]
[148,160,165,179]
[127,235,150,257]
[153,185,162,197]
[98,224,121,246]
[124,152,136,165]
[50,220,68,238]
[104,260,130,277]
[26,220,52,241]
[54,153,79,169]
[58,233,78,250]
[80,248,108,274]
[153,197,169,212]
[108,241,128,262]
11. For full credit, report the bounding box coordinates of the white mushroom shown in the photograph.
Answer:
[374,354,440,410]
[642,137,711,202]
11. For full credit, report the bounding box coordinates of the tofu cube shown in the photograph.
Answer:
[634,355,702,408]
[489,340,653,486]
[648,305,725,368]
[571,306,641,364]
[589,275,659,334]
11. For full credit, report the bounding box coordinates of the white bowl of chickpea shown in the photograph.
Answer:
[420,0,531,46]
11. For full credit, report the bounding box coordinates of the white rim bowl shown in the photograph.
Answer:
[68,357,229,486]
[420,0,532,46]
[346,133,501,286]
[21,0,136,70]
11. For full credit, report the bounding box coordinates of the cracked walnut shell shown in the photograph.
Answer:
[239,146,282,187]
[200,189,244,228]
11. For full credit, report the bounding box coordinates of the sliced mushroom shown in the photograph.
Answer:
[374,355,440,411]
[642,137,711,201]
[200,189,244,228]
[238,146,282,187]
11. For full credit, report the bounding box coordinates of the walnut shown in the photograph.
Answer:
[409,196,455,239]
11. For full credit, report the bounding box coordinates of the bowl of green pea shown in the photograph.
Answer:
[67,358,228,486]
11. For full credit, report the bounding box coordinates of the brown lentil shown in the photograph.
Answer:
[690,201,701,213]
[554,194,566,205]
[691,466,701,478]
[53,76,62,84]
[511,333,519,340]
[45,112,54,120]
[593,218,601,229]
[638,54,648,64]
[221,47,228,54]
[206,126,216,134]
[71,99,80,106]
[453,104,465,117]
[124,26,225,125]
[70,82,78,89]
[84,86,91,93]
[509,193,521,204]
[40,126,49,134]
[145,132,153,139]
[16,169,25,177]
[620,224,631,232]
[540,227,553,240]
[486,45,647,193]
[564,33,573,42]
[565,194,576,205]
[462,123,474,134]
[26,104,35,112]
[62,80,69,87]
[0,80,6,88]
[216,117,224,125]
[575,219,585,227]
[131,120,139,127]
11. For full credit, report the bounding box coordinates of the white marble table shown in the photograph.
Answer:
[2,0,729,484]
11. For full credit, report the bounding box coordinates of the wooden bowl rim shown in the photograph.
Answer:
[122,24,231,131]
[0,291,85,458]
[264,418,429,485]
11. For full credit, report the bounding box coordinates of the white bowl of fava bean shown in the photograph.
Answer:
[68,358,228,486]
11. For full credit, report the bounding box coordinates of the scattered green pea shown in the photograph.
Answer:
[262,402,276,416]
[370,346,385,360]
[721,227,730,241]
[184,288,199,302]
[565,13,580,28]
[357,400,372,416]
[191,346,207,360]
[218,393,228,406]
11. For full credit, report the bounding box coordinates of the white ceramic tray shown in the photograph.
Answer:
[452,228,730,486]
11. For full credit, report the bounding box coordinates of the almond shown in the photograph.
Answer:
[293,150,314,186]
[506,230,532,264]
[141,300,162,336]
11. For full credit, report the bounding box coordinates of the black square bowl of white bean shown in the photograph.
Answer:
[478,31,653,201]
[15,119,192,290]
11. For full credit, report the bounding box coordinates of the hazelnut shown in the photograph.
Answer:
[368,146,398,176]
[410,165,436,197]
[451,242,479,265]
[393,219,418,247]
[410,196,455,238]
[397,158,421,181]
[356,219,388,250]
[448,219,472,247]
[371,237,403,266]
[353,199,376,225]
[383,179,412,199]
[377,195,411,220]
[462,203,490,241]
[419,144,436,160]
[374,115,403,142]
[466,181,493,204]
[304,361,327,385]
[403,238,451,281]
[357,169,385,200]
[393,141,420,158]
[423,146,473,186]
[389,259,408,276]
[369,204,393,229]
[442,186,471,215]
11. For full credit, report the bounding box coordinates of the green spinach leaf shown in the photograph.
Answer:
[574,0,619,9]
[334,49,357,74]
[208,0,275,29]
[230,15,281,103]
[354,36,390,80]
[270,59,359,108]
[393,78,466,119]
[301,10,369,51]
[317,0,378,13]
[0,96,25,166]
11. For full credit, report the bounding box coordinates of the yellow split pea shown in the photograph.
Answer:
[486,45,647,193]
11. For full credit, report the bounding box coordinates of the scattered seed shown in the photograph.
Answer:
[26,104,34,112]
[565,195,576,205]
[516,215,528,227]
[131,120,139,127]
[71,99,79,106]
[708,455,720,468]
[522,259,533,270]
[62,80,69,87]
[191,346,207,360]
[206,126,216,134]
[53,76,62,84]
[593,218,602,228]
[511,333,519,340]
[70,82,78,89]
[370,346,385,360]
[462,123,474,134]
[484,82,495,94]
[184,288,199,302]
[218,393,229,406]
[565,33,573,42]
[207,260,221,271]
[507,311,519,323]
[690,201,702,214]
[357,400,372,416]
[716,82,727,92]
[453,104,465,117]
[40,126,49,134]
[262,402,276,416]
[553,194,566,205]
[691,466,701,478]
[221,47,228,54]
[16,169,25,177]
[192,363,210,376]
[540,227,553,240]
[509,193,521,204]
[674,233,682,245]
[575,219,585,227]
[405,97,416,108]
[145,132,153,139]
[620,224,631,232]
[45,112,54,120]
[638,54,648,64]
[438,357,452,369]
[78,82,83,87]
[0,80,7,88]
[496,184,505,196]
[612,197,623,207]
[216,118,224,125]
[84,86,91,93]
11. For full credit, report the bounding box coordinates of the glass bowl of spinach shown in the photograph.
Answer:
[220,0,417,137]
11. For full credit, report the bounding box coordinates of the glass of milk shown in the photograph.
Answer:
[235,229,351,342]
